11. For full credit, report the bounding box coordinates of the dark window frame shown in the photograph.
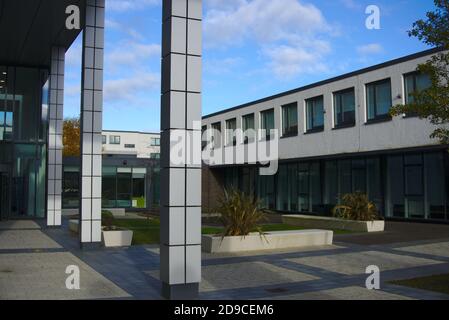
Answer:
[403,71,431,118]
[365,78,392,123]
[333,87,356,129]
[260,108,275,140]
[305,95,325,133]
[242,113,255,144]
[281,102,298,137]
[211,122,222,148]
[110,135,121,145]
[124,144,135,149]
[225,118,237,146]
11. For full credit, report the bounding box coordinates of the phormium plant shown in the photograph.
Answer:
[332,192,380,221]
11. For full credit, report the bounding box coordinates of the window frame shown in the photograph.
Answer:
[242,113,255,144]
[102,135,107,144]
[333,87,356,129]
[150,137,160,146]
[365,78,392,123]
[225,118,237,146]
[281,102,298,138]
[305,95,325,133]
[124,144,135,149]
[403,71,431,118]
[110,135,121,145]
[260,108,275,140]
[211,122,222,148]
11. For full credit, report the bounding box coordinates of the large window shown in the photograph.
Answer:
[334,88,355,127]
[282,103,298,137]
[306,96,324,132]
[404,71,431,117]
[242,113,255,143]
[150,137,160,146]
[260,109,275,140]
[110,135,120,144]
[366,79,392,121]
[211,122,222,148]
[225,118,237,146]
[102,135,106,144]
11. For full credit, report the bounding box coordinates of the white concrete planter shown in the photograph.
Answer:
[282,215,385,233]
[69,219,79,233]
[202,229,333,253]
[102,229,133,247]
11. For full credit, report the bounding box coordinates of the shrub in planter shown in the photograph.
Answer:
[215,189,267,237]
[102,210,115,231]
[332,192,380,221]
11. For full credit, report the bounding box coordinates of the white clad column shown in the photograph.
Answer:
[47,47,65,227]
[160,0,202,300]
[79,0,105,247]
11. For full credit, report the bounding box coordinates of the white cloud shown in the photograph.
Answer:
[105,42,161,70]
[105,19,144,40]
[357,43,384,55]
[106,0,160,12]
[203,0,333,78]
[340,0,363,10]
[104,72,160,103]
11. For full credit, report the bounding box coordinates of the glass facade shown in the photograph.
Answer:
[222,150,449,222]
[62,165,160,210]
[0,66,48,219]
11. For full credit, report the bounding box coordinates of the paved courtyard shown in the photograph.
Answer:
[0,219,449,300]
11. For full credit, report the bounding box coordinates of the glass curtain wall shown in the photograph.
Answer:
[0,66,48,219]
[222,151,448,221]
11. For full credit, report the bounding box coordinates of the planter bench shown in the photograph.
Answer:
[68,219,133,247]
[202,229,333,253]
[282,214,385,232]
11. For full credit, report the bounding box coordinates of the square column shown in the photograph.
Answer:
[47,47,65,227]
[160,0,203,300]
[79,0,105,247]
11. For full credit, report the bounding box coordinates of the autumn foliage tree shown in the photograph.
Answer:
[63,117,80,157]
[390,0,449,143]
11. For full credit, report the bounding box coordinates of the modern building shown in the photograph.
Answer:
[102,130,161,159]
[202,48,449,223]
[62,130,161,211]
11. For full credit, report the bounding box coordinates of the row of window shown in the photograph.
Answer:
[101,135,161,147]
[206,71,430,146]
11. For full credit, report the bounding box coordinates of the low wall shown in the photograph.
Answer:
[202,229,333,253]
[282,215,385,232]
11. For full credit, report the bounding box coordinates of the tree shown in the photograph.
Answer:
[390,0,449,143]
[63,117,80,157]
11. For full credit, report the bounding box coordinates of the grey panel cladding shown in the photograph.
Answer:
[47,47,65,227]
[160,0,202,287]
[80,0,105,243]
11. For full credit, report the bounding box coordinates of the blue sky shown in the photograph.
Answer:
[63,0,436,133]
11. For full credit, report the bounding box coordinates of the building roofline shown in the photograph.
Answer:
[102,129,161,135]
[202,47,443,120]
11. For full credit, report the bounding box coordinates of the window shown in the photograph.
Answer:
[110,135,120,144]
[260,109,275,140]
[211,122,221,148]
[306,96,324,132]
[366,79,392,121]
[150,137,160,146]
[242,113,255,143]
[125,144,135,148]
[102,135,106,144]
[150,153,160,159]
[334,88,355,127]
[225,118,237,146]
[201,125,207,150]
[282,103,298,137]
[404,71,431,117]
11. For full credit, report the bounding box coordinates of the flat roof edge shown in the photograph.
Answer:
[202,47,443,120]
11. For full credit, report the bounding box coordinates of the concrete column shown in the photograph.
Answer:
[160,0,202,300]
[79,0,105,247]
[47,47,65,227]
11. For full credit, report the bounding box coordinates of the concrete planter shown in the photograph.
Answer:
[282,215,385,233]
[102,229,133,247]
[68,219,79,233]
[202,229,333,253]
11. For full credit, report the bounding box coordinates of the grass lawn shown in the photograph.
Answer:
[112,218,352,245]
[389,274,449,295]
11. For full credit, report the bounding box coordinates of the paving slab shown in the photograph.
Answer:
[288,250,444,275]
[0,230,62,250]
[0,220,41,230]
[0,252,130,300]
[395,242,449,259]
